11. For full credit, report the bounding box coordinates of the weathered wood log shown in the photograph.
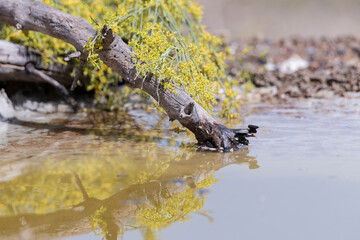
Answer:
[0,40,73,86]
[0,40,78,109]
[0,0,257,150]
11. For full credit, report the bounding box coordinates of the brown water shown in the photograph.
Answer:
[1,98,360,240]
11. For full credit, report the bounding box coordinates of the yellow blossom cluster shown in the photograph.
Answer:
[0,0,232,114]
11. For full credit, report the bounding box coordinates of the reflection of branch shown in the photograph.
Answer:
[74,172,89,200]
[0,149,257,239]
[195,211,214,223]
[105,217,119,240]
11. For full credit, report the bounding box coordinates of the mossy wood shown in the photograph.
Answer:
[0,0,257,151]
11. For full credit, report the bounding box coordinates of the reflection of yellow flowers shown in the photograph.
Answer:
[196,174,219,188]
[88,206,108,237]
[0,138,221,239]
[135,174,218,230]
[0,141,174,216]
[136,188,204,230]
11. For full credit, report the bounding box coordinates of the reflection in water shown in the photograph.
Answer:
[0,138,257,240]
[3,99,360,240]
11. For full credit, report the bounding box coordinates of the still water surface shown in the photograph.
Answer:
[0,98,360,240]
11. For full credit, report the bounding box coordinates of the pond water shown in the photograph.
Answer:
[0,98,360,240]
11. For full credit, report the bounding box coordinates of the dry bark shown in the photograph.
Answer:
[0,40,73,86]
[0,0,257,151]
[0,40,78,108]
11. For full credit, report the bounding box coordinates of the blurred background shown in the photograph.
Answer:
[199,0,360,39]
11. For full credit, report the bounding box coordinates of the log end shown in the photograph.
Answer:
[196,123,258,152]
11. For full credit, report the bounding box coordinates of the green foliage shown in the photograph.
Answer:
[0,0,237,115]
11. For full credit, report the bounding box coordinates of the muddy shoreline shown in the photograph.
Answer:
[229,36,360,101]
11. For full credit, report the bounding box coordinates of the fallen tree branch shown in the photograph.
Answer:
[0,40,74,86]
[0,40,78,110]
[0,0,257,151]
